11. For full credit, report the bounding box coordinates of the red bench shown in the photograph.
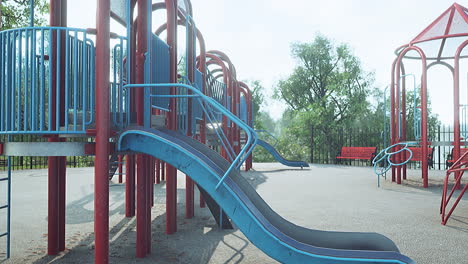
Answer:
[446,148,468,168]
[336,147,377,165]
[406,147,434,168]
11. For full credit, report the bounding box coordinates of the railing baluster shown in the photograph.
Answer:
[40,29,45,130]
[6,32,11,131]
[48,29,54,131]
[64,30,69,131]
[0,33,4,132]
[82,33,87,131]
[24,29,29,131]
[112,44,118,127]
[73,31,78,131]
[31,28,36,131]
[119,38,124,127]
[17,30,23,132]
[11,31,17,131]
[56,29,62,132]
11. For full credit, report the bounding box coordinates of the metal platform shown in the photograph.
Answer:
[2,142,90,156]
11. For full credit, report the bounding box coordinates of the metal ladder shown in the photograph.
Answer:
[0,157,11,259]
[109,154,125,181]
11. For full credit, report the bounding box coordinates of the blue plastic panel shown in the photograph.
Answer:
[240,96,248,123]
[150,34,171,111]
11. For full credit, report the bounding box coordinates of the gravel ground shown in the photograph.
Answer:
[0,163,466,263]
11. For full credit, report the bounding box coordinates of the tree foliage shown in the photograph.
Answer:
[274,34,374,161]
[1,0,48,30]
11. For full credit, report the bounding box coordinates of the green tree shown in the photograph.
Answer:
[1,0,48,30]
[274,34,373,162]
[242,80,265,129]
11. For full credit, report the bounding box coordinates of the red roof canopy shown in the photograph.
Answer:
[397,2,468,60]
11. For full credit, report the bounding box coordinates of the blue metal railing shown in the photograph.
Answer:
[205,71,226,123]
[372,142,417,187]
[0,27,95,134]
[123,83,258,190]
[110,37,129,129]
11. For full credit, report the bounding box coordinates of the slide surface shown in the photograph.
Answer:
[257,139,309,168]
[118,127,414,264]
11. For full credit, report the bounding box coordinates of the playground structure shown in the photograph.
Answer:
[389,2,468,225]
[390,3,468,186]
[0,0,415,263]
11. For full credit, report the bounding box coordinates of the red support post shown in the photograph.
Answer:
[390,58,397,182]
[185,8,195,219]
[48,0,64,255]
[395,46,428,188]
[94,0,111,262]
[401,69,407,181]
[118,155,123,183]
[161,161,165,181]
[186,176,194,218]
[452,40,468,189]
[58,154,66,251]
[57,1,68,252]
[155,159,161,184]
[47,150,59,255]
[125,154,135,217]
[136,0,150,256]
[166,0,178,235]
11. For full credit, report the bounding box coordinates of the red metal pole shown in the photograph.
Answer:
[396,60,402,184]
[125,4,137,219]
[136,0,149,256]
[161,161,165,181]
[58,154,66,251]
[401,67,407,181]
[155,159,161,184]
[165,0,178,235]
[198,56,207,208]
[47,0,60,255]
[452,40,468,189]
[47,149,58,255]
[58,1,68,251]
[420,63,429,188]
[396,47,428,187]
[125,154,135,217]
[240,82,253,171]
[390,58,397,182]
[118,155,123,183]
[94,0,111,262]
[185,10,195,219]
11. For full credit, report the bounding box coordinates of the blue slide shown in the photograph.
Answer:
[118,127,414,264]
[257,139,309,168]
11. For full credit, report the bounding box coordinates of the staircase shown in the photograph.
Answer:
[108,153,124,181]
[0,158,11,259]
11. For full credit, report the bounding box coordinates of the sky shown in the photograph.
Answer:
[68,0,468,124]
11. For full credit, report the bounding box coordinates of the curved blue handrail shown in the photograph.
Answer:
[372,142,417,187]
[123,83,258,190]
